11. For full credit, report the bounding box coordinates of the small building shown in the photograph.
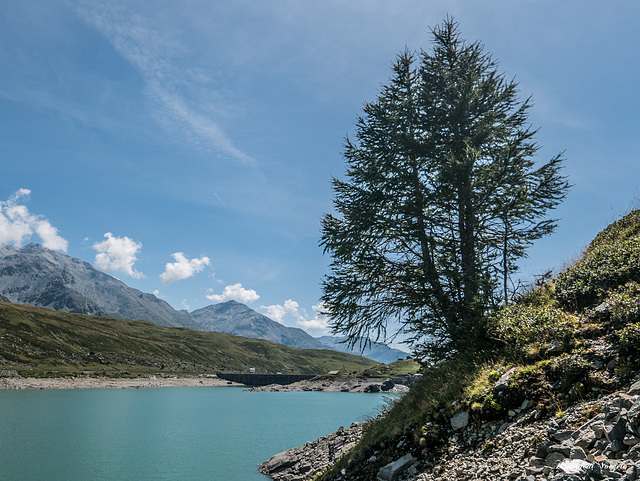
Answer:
[248,368,256,373]
[328,370,340,376]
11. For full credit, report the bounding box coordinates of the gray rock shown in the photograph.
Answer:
[545,451,566,467]
[553,430,573,442]
[608,418,627,443]
[549,444,572,457]
[569,446,587,460]
[628,444,640,461]
[494,367,517,390]
[624,434,640,446]
[574,431,596,449]
[260,423,365,480]
[594,301,611,318]
[451,411,469,431]
[529,456,546,467]
[629,380,640,396]
[592,423,607,439]
[611,439,626,452]
[377,454,417,481]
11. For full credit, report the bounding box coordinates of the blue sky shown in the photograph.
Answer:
[1,1,639,340]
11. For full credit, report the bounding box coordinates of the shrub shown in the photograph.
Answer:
[587,209,640,254]
[555,237,640,310]
[606,282,640,323]
[487,304,575,352]
[619,321,640,357]
[515,281,557,308]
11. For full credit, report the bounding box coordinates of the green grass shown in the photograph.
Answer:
[0,302,378,377]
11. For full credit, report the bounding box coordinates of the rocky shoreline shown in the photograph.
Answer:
[260,422,366,480]
[260,381,640,481]
[247,376,411,393]
[0,374,241,390]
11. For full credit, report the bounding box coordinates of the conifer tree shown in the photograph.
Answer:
[320,19,569,360]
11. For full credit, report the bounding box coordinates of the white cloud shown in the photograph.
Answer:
[297,302,331,333]
[261,299,304,324]
[0,189,68,252]
[262,300,331,333]
[160,252,210,285]
[93,232,144,279]
[206,283,260,304]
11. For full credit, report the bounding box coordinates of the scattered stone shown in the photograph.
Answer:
[494,367,517,390]
[377,454,417,481]
[259,423,364,480]
[553,430,573,442]
[629,380,640,396]
[450,411,469,431]
[545,451,566,467]
[569,446,587,459]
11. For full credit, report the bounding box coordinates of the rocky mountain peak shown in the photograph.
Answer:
[0,243,201,329]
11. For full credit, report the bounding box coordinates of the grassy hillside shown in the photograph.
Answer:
[317,209,640,480]
[0,302,377,377]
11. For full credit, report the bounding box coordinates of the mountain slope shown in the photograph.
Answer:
[190,301,329,349]
[0,301,378,376]
[315,336,409,364]
[0,244,200,329]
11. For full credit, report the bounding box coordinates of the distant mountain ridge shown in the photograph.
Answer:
[189,300,329,350]
[189,301,410,363]
[0,243,408,363]
[0,244,201,329]
[315,336,409,364]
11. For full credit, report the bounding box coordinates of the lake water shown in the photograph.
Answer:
[0,386,389,481]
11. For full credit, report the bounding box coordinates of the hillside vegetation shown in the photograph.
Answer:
[317,209,640,480]
[0,302,377,377]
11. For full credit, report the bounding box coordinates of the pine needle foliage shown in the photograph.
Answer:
[320,18,569,360]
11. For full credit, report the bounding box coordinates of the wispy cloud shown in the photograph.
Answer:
[0,189,68,252]
[74,2,253,164]
[93,232,144,279]
[206,283,260,304]
[160,252,210,285]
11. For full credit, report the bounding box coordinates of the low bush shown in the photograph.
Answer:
[555,237,640,310]
[487,304,575,353]
[606,281,640,323]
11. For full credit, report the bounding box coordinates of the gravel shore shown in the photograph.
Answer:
[0,375,241,390]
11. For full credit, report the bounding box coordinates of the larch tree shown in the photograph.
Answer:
[319,19,569,360]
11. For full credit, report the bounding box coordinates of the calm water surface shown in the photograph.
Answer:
[0,386,389,481]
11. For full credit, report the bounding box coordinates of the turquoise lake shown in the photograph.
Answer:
[0,386,389,481]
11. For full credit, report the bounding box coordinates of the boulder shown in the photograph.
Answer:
[377,454,417,481]
[451,411,469,431]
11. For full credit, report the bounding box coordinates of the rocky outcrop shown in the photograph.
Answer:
[260,383,640,481]
[259,423,365,480]
[407,385,640,481]
[247,376,410,393]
